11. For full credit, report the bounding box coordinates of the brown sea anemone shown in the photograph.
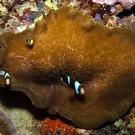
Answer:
[0,6,135,129]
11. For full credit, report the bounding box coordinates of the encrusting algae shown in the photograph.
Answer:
[0,6,135,129]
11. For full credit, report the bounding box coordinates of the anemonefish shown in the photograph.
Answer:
[0,71,11,85]
[61,75,85,95]
[26,37,33,46]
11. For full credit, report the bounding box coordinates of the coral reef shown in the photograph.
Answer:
[14,1,38,17]
[80,0,111,20]
[92,0,135,9]
[0,0,39,34]
[0,6,135,130]
[116,14,135,30]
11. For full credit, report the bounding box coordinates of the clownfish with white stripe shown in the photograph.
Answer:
[26,37,33,47]
[61,75,85,95]
[0,71,11,86]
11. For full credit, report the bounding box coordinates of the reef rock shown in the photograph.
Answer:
[0,108,17,135]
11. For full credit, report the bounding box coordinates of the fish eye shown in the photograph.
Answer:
[26,37,33,47]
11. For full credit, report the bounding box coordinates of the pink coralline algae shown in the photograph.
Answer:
[92,0,135,9]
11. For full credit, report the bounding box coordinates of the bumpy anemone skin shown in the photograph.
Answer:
[0,6,135,129]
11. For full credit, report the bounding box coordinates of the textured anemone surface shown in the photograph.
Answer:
[0,6,135,129]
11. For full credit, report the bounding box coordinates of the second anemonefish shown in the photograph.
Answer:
[61,75,85,95]
[0,71,11,86]
[26,37,33,47]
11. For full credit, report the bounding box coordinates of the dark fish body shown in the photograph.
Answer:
[61,75,85,95]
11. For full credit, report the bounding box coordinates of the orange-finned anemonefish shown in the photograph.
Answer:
[26,37,33,46]
[61,75,85,95]
[0,71,11,85]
